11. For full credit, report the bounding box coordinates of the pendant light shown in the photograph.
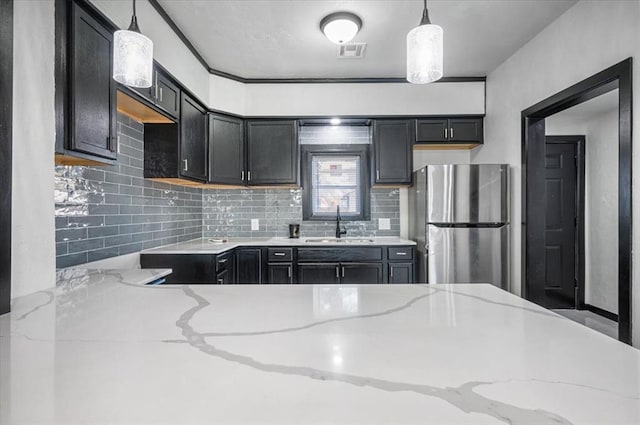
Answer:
[406,0,443,84]
[113,0,153,88]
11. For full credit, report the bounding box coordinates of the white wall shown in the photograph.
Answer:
[242,82,484,117]
[90,0,210,105]
[471,0,639,345]
[546,109,619,314]
[11,1,56,298]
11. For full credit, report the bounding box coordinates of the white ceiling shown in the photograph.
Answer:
[157,0,577,79]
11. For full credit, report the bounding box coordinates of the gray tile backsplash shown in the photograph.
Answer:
[202,187,400,238]
[54,114,203,268]
[54,120,400,267]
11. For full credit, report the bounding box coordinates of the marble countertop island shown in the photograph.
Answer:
[1,276,639,424]
[141,236,416,255]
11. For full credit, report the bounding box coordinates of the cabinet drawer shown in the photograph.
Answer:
[267,248,293,262]
[298,247,383,262]
[388,247,413,260]
[216,251,231,273]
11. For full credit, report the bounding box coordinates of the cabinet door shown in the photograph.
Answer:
[209,114,245,185]
[236,248,262,284]
[415,119,448,143]
[140,254,214,284]
[216,269,232,284]
[389,263,414,284]
[298,263,340,285]
[373,120,413,184]
[180,93,208,181]
[155,71,180,118]
[246,120,298,185]
[70,3,116,159]
[448,118,483,143]
[268,263,293,284]
[341,263,383,284]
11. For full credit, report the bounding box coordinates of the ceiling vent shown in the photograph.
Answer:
[337,42,366,59]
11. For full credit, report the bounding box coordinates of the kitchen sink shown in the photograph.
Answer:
[304,238,376,244]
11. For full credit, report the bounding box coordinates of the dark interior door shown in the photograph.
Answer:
[0,0,12,315]
[544,142,577,308]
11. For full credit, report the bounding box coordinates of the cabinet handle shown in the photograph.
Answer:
[183,159,188,171]
[450,127,454,138]
[390,267,394,278]
[241,171,245,181]
[274,252,286,257]
[218,258,228,264]
[159,87,163,102]
[247,171,251,181]
[341,266,345,278]
[154,72,159,100]
[444,127,448,139]
[396,252,407,256]
[335,266,340,278]
[287,266,291,278]
[217,278,224,284]
[376,170,380,181]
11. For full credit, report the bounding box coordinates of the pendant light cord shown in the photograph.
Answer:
[133,0,137,18]
[420,0,431,26]
[128,0,141,32]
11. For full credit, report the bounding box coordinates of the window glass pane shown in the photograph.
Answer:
[311,156,361,215]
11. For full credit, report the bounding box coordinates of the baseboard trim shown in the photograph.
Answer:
[584,304,618,322]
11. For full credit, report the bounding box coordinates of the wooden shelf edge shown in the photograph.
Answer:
[117,91,174,124]
[413,143,482,150]
[55,153,112,166]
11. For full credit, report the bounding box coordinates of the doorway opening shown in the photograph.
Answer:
[522,58,632,344]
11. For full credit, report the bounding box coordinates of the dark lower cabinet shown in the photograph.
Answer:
[341,263,383,284]
[68,2,116,160]
[236,248,262,284]
[298,263,340,284]
[216,268,232,284]
[268,263,293,284]
[180,93,208,181]
[389,263,414,284]
[140,254,213,284]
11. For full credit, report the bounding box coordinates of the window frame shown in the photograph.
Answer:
[301,144,371,221]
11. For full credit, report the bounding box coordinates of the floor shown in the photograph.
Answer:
[553,309,618,340]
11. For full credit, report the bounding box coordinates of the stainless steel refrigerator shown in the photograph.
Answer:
[408,164,509,289]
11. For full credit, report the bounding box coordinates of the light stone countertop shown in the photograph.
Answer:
[1,277,639,425]
[141,236,417,255]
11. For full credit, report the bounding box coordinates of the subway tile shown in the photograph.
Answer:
[88,226,120,238]
[56,253,88,269]
[88,247,120,262]
[68,238,104,254]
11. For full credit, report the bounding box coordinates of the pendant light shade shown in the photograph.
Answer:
[113,0,153,88]
[406,0,443,84]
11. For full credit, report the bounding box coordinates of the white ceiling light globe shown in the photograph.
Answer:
[406,23,443,84]
[320,12,362,45]
[113,29,154,88]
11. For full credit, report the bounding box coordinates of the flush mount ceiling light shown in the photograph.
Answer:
[406,0,443,84]
[320,12,362,45]
[113,0,153,88]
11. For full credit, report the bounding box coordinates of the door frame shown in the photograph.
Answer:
[545,136,586,310]
[0,0,13,315]
[522,58,633,344]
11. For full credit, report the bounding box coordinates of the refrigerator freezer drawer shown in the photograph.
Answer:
[427,224,509,289]
[427,164,508,224]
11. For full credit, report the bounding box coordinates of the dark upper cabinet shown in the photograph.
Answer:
[268,263,294,284]
[180,93,208,181]
[449,118,483,142]
[389,263,414,284]
[246,120,298,185]
[154,71,180,118]
[236,248,263,284]
[298,263,340,284]
[415,117,484,144]
[68,2,116,160]
[373,120,413,185]
[341,263,383,284]
[209,114,245,185]
[415,119,448,142]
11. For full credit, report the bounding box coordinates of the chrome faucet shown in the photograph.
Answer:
[335,205,347,239]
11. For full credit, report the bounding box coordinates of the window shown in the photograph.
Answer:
[302,145,370,221]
